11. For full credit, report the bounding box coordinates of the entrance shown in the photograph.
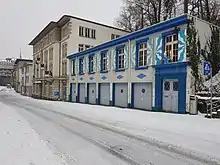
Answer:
[163,79,179,112]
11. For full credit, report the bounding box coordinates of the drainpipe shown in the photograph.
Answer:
[59,39,61,100]
[128,39,132,108]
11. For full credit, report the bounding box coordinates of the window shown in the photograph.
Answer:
[165,34,178,62]
[85,28,90,38]
[62,61,67,76]
[78,44,84,52]
[117,47,125,70]
[79,26,84,37]
[91,29,96,39]
[111,34,121,40]
[62,43,68,58]
[44,50,48,70]
[26,76,29,83]
[79,26,96,39]
[138,42,147,67]
[89,55,94,73]
[49,48,53,61]
[26,66,29,73]
[72,60,76,76]
[79,57,84,75]
[85,45,91,50]
[101,51,108,72]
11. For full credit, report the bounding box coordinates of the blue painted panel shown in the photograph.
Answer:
[112,83,115,106]
[154,62,188,113]
[155,35,163,65]
[69,83,72,102]
[68,15,188,60]
[178,29,187,62]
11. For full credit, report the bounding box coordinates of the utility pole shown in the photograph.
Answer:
[184,0,189,14]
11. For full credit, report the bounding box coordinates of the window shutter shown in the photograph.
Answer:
[75,59,77,74]
[97,52,101,72]
[124,45,129,69]
[147,38,154,65]
[93,55,96,73]
[112,49,116,71]
[131,41,136,69]
[107,50,111,71]
[178,29,186,62]
[155,35,163,65]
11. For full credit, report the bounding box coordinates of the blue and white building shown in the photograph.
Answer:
[67,14,213,114]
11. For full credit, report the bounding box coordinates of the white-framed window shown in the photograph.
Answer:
[62,61,67,76]
[117,48,125,70]
[91,29,96,39]
[78,44,84,52]
[79,26,84,37]
[165,34,178,62]
[89,55,94,73]
[49,47,53,61]
[85,45,91,50]
[62,43,68,58]
[138,42,147,67]
[111,34,121,40]
[79,57,84,75]
[101,51,108,72]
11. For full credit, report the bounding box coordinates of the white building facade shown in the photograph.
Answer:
[29,15,128,101]
[19,62,33,96]
[67,15,214,114]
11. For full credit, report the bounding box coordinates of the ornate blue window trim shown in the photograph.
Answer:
[88,54,95,74]
[100,50,108,73]
[135,38,149,70]
[79,57,84,75]
[115,44,125,72]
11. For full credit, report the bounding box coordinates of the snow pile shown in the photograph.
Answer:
[0,102,67,165]
[204,70,220,90]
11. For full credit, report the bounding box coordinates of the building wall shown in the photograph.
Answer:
[69,15,190,113]
[31,16,128,101]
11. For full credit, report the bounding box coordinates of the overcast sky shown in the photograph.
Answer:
[0,0,123,60]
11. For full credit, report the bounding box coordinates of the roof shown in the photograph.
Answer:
[67,14,188,60]
[29,15,129,46]
[14,59,33,65]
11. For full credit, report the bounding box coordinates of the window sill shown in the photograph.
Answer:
[115,69,125,72]
[88,72,95,75]
[135,66,149,70]
[71,74,76,76]
[79,73,84,75]
[100,70,108,73]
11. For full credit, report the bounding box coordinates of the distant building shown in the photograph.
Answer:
[29,15,129,101]
[13,59,33,93]
[0,58,15,86]
[19,62,33,96]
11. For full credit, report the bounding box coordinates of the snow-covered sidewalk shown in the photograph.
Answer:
[0,102,66,165]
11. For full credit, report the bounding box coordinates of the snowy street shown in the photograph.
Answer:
[1,88,220,165]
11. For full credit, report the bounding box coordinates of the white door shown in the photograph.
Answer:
[163,80,179,112]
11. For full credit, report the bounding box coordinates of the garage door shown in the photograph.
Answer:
[71,83,77,102]
[100,83,110,105]
[133,83,152,110]
[114,83,128,108]
[79,83,85,103]
[88,83,96,104]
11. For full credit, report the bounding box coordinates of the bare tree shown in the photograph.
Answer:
[116,0,182,31]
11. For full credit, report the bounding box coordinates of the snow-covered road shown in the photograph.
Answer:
[1,88,220,165]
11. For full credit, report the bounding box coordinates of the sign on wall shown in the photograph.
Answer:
[203,61,211,76]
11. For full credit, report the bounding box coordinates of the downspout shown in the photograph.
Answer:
[128,39,132,107]
[59,38,61,100]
